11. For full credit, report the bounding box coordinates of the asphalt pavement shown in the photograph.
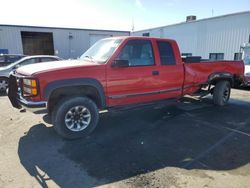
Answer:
[0,88,250,188]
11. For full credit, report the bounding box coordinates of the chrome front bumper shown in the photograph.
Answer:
[8,74,47,114]
[18,96,47,113]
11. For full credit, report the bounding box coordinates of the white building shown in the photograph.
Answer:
[132,11,250,60]
[0,25,129,59]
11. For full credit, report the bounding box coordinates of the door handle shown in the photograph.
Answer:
[152,70,159,76]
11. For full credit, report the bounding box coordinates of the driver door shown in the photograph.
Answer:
[106,39,160,107]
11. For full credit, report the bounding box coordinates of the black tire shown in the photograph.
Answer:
[213,80,231,106]
[52,96,99,139]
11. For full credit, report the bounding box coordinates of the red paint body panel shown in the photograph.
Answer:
[33,63,106,102]
[183,60,244,94]
[18,36,244,108]
[106,38,184,106]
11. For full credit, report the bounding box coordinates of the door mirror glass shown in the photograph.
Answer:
[112,60,129,68]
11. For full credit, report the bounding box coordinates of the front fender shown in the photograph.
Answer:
[43,78,106,108]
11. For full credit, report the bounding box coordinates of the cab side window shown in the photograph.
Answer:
[19,58,39,66]
[157,41,176,65]
[118,40,155,66]
[40,57,57,62]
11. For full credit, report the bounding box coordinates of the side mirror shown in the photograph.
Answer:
[112,60,129,68]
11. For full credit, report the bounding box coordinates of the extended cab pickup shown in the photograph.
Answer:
[8,36,245,139]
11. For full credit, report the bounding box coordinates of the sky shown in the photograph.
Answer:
[0,0,249,31]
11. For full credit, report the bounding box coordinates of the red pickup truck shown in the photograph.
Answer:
[8,36,244,139]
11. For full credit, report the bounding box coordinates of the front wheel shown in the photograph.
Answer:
[213,80,231,106]
[52,97,99,139]
[0,78,8,93]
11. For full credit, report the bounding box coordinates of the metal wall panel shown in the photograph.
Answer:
[0,25,129,59]
[133,11,250,60]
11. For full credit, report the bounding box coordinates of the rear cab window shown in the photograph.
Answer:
[156,41,176,65]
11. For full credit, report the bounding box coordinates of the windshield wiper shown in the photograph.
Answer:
[83,56,95,63]
[84,55,92,59]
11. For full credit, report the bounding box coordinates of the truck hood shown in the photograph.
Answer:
[16,60,99,76]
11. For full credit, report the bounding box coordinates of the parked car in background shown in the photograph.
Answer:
[0,55,62,92]
[0,54,26,67]
[244,56,250,86]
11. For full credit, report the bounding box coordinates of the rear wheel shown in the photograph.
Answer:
[0,78,8,93]
[52,96,99,139]
[213,80,231,106]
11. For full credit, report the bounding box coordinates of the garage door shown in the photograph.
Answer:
[21,31,54,55]
[89,34,112,47]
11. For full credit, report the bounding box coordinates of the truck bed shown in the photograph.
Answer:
[183,60,244,94]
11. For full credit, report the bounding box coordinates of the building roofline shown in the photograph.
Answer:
[0,24,130,34]
[133,10,250,33]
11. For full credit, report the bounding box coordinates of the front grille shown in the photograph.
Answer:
[7,74,22,109]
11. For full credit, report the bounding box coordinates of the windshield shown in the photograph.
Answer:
[80,38,122,64]
[244,56,250,65]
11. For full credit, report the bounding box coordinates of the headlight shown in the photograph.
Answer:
[23,79,37,87]
[22,78,38,96]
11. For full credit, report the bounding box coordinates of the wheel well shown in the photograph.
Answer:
[210,77,233,87]
[47,86,103,114]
